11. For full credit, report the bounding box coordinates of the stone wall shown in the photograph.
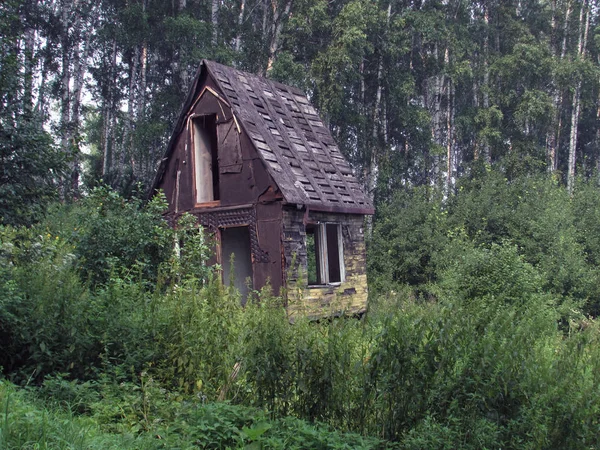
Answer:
[282,206,369,317]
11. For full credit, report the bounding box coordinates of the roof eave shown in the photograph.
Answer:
[284,202,374,215]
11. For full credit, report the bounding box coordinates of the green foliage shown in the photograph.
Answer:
[0,224,94,380]
[0,379,388,449]
[154,275,242,395]
[372,172,600,316]
[368,186,447,293]
[170,212,215,284]
[44,186,173,286]
[4,175,600,448]
[0,0,66,226]
[0,188,220,383]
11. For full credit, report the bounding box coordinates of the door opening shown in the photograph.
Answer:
[221,226,253,304]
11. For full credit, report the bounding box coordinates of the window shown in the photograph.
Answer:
[193,115,219,203]
[306,223,345,285]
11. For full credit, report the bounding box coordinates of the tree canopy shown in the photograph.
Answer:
[2,0,600,219]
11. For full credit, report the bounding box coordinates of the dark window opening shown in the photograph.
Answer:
[326,224,341,283]
[306,223,344,285]
[193,115,220,202]
[306,225,321,285]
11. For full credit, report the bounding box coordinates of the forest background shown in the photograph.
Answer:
[5,0,600,210]
[3,0,600,448]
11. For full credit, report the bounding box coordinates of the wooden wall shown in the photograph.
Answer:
[158,75,275,212]
[158,73,284,297]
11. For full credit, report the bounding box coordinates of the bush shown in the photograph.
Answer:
[42,186,173,286]
[368,186,447,294]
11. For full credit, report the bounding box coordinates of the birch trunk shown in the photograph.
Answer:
[102,38,118,177]
[59,1,72,155]
[35,54,47,127]
[548,0,571,172]
[22,22,35,115]
[234,0,246,53]
[212,0,219,45]
[138,0,148,117]
[365,2,391,235]
[70,14,94,196]
[262,0,269,47]
[120,45,139,186]
[266,0,293,73]
[481,1,491,165]
[596,82,600,181]
[567,0,590,194]
[446,67,455,194]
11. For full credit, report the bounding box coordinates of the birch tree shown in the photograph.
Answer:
[567,0,591,194]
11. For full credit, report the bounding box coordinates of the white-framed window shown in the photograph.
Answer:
[306,223,345,285]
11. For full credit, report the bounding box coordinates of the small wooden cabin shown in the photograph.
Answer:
[151,60,374,316]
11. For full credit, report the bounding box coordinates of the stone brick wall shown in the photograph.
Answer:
[282,207,369,317]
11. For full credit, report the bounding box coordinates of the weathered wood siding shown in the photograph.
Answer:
[157,73,284,296]
[282,207,368,316]
[157,75,275,212]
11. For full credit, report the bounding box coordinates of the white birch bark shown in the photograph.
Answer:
[59,0,73,155]
[445,52,455,196]
[212,0,219,45]
[481,1,491,165]
[548,0,571,173]
[69,21,93,196]
[365,2,391,235]
[138,0,148,118]
[22,17,36,115]
[266,0,293,73]
[234,0,246,53]
[102,38,118,177]
[567,0,590,194]
[120,45,139,186]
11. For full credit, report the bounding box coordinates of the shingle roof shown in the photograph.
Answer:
[153,60,373,214]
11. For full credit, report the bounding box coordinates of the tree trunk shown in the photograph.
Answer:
[138,0,148,117]
[234,0,246,53]
[59,1,72,156]
[22,19,35,116]
[212,0,219,45]
[481,1,491,165]
[595,83,600,182]
[365,2,391,235]
[120,45,139,187]
[548,0,571,173]
[70,12,94,197]
[102,38,118,177]
[567,0,589,194]
[35,53,48,127]
[445,51,455,196]
[266,0,293,73]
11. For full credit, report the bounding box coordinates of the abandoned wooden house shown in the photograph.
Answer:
[150,60,374,316]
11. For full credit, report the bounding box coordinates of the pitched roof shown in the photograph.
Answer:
[152,60,373,214]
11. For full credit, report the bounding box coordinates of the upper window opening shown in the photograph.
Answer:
[306,223,344,285]
[193,115,219,203]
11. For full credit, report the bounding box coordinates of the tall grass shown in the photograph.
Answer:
[3,190,600,447]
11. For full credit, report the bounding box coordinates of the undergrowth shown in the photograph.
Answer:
[2,185,600,448]
[0,379,389,449]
